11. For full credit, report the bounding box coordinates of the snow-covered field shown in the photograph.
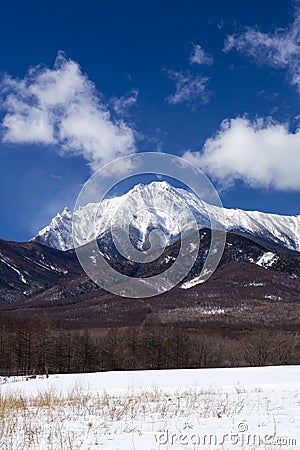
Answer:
[0,366,299,449]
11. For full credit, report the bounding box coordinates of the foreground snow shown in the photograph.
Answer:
[1,366,299,449]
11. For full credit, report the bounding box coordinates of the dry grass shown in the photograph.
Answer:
[0,381,294,449]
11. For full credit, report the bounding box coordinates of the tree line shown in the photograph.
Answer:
[0,312,299,376]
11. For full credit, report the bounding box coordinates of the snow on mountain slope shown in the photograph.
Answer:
[34,181,300,252]
[0,251,27,284]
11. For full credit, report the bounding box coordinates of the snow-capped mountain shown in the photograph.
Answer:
[34,181,300,253]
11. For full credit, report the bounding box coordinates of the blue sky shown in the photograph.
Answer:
[0,0,300,241]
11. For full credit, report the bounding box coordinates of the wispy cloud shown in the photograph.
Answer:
[0,51,137,171]
[183,117,300,191]
[111,88,139,116]
[166,43,213,108]
[189,44,214,66]
[166,71,211,107]
[224,1,300,93]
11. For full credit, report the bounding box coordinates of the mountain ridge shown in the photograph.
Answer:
[34,181,300,253]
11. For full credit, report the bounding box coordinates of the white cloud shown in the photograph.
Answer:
[183,117,300,191]
[292,72,300,91]
[166,70,211,107]
[0,51,137,171]
[224,1,300,92]
[2,105,54,144]
[189,44,214,66]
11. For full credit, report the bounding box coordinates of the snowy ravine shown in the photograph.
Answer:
[34,181,300,252]
[0,366,299,449]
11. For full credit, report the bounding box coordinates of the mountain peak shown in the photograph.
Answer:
[126,180,174,195]
[62,207,72,217]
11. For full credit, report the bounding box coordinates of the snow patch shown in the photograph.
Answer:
[264,294,283,300]
[181,274,205,289]
[256,252,279,268]
[163,255,176,264]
